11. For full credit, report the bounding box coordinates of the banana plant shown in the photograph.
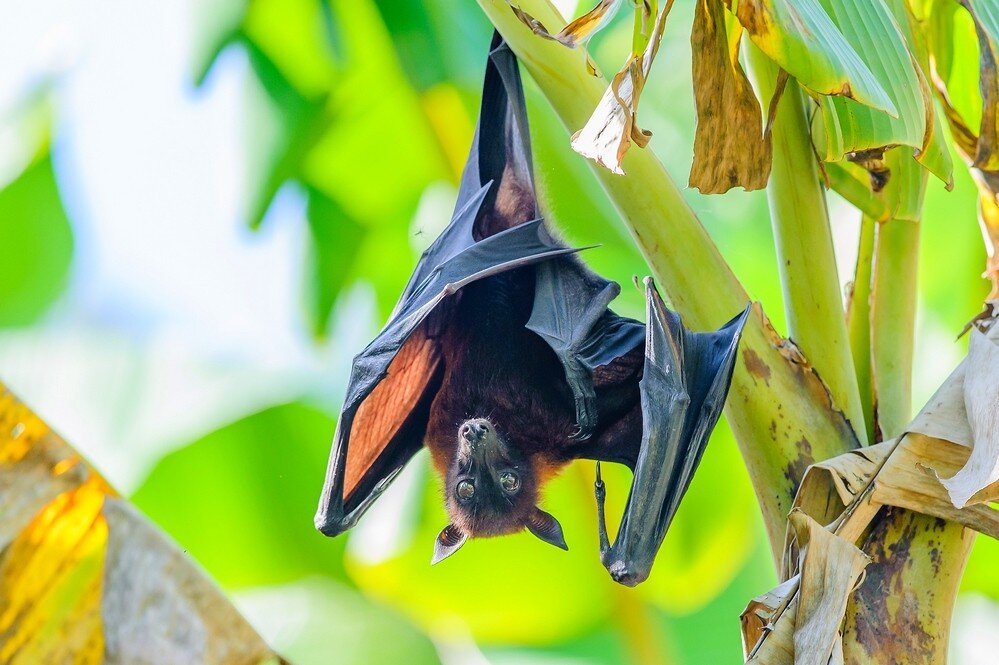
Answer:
[481,0,998,661]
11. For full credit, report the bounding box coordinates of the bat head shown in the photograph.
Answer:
[431,417,567,564]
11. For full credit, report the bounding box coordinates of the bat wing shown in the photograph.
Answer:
[315,33,578,537]
[595,278,750,585]
[526,258,645,438]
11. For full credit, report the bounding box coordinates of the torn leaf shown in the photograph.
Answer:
[745,512,869,664]
[791,352,999,535]
[508,0,624,48]
[689,0,772,193]
[571,0,676,173]
[742,576,798,662]
[847,147,892,193]
[875,433,999,535]
[784,442,889,578]
[789,510,870,665]
[936,322,999,507]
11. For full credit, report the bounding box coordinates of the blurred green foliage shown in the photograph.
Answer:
[0,149,73,327]
[0,0,994,663]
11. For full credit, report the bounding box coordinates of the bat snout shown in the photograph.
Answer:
[459,419,491,444]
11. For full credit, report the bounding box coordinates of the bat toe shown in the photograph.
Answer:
[606,559,649,587]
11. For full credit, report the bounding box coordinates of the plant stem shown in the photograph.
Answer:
[870,219,919,439]
[847,215,876,444]
[747,47,868,445]
[842,213,972,665]
[476,0,859,557]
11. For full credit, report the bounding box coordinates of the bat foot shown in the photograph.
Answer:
[607,560,647,587]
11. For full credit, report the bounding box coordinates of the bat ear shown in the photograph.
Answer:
[525,507,568,551]
[432,524,468,564]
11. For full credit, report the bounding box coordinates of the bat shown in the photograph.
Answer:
[315,33,749,586]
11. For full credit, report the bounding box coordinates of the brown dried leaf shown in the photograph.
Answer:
[571,0,676,173]
[689,0,772,194]
[931,323,999,507]
[741,576,798,663]
[789,346,999,536]
[874,434,999,535]
[964,1,999,172]
[790,511,870,665]
[507,0,624,48]
[783,442,889,579]
[741,576,799,657]
[0,384,281,663]
[744,513,869,664]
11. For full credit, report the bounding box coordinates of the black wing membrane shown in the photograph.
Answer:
[527,259,645,439]
[317,34,593,537]
[595,278,750,586]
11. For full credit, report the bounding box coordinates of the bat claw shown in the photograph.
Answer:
[594,462,606,500]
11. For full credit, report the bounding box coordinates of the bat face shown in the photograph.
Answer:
[431,417,569,564]
[445,418,538,538]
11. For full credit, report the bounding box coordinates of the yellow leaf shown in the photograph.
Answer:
[689,0,772,193]
[0,383,283,663]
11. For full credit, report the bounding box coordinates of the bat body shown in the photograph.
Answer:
[315,34,749,585]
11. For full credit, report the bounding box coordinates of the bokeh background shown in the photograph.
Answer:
[1,0,997,663]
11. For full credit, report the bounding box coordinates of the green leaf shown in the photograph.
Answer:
[881,141,930,222]
[0,154,74,327]
[190,0,245,86]
[826,161,890,221]
[729,0,896,114]
[131,403,347,589]
[813,0,925,160]
[966,0,999,51]
[304,188,366,338]
[370,0,492,91]
[243,0,339,99]
[241,38,332,230]
[826,145,928,222]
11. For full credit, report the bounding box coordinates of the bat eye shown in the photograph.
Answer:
[499,472,520,493]
[456,480,475,501]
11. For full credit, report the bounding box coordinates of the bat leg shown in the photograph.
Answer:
[593,279,747,586]
[594,461,611,557]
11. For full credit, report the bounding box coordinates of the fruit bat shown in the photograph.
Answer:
[315,33,749,586]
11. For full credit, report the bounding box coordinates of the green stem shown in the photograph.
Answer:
[847,215,876,444]
[748,47,868,445]
[476,0,859,556]
[870,219,919,439]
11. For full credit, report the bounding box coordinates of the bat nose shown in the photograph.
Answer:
[460,420,489,443]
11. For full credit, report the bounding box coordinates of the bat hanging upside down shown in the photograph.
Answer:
[315,33,749,586]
